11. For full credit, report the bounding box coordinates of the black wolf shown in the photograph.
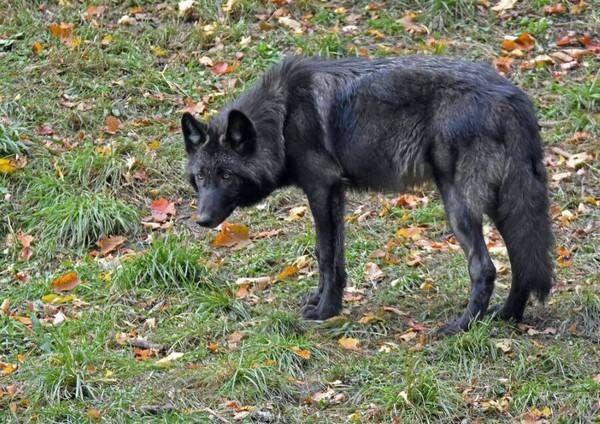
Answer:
[181,56,553,334]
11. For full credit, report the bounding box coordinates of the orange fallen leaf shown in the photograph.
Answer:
[32,41,43,55]
[275,265,299,281]
[556,35,575,47]
[105,116,120,134]
[398,12,428,34]
[50,271,80,292]
[133,347,154,360]
[149,198,176,222]
[212,223,250,248]
[338,337,360,351]
[494,56,513,74]
[48,22,74,40]
[96,235,125,256]
[291,346,311,359]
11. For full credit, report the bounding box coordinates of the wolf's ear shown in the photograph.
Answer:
[181,113,207,154]
[224,109,255,155]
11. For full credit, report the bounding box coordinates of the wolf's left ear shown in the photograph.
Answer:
[181,112,207,154]
[224,109,255,155]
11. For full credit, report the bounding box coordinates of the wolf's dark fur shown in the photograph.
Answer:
[181,56,553,334]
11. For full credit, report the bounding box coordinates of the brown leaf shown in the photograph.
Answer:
[580,35,600,54]
[133,347,155,360]
[48,22,74,40]
[398,12,428,35]
[211,62,237,76]
[338,337,360,351]
[84,5,106,19]
[542,3,566,14]
[50,271,80,292]
[36,123,54,136]
[251,229,282,240]
[494,56,514,74]
[105,116,120,134]
[16,233,33,261]
[212,223,250,248]
[501,32,535,51]
[96,235,125,256]
[364,262,384,282]
[556,35,575,46]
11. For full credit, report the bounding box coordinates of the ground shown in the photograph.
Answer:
[0,0,599,422]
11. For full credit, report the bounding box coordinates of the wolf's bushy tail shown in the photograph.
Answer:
[494,98,554,319]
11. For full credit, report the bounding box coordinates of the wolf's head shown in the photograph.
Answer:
[181,110,282,228]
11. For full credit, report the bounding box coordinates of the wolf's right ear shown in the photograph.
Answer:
[181,113,207,154]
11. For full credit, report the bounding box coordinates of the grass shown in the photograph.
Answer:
[1,0,599,422]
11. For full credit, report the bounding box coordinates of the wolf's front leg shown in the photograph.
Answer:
[301,182,346,320]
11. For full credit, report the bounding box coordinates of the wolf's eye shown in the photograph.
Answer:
[222,171,231,180]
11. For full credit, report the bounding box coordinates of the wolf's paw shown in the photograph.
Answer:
[300,287,322,307]
[436,319,468,336]
[486,304,521,322]
[301,302,340,321]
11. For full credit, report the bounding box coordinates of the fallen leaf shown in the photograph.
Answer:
[491,0,518,11]
[133,347,154,360]
[502,32,535,51]
[251,229,282,240]
[105,116,120,134]
[278,16,303,33]
[494,56,513,74]
[291,346,311,359]
[212,223,250,248]
[36,123,54,135]
[50,271,80,292]
[86,408,102,420]
[52,311,66,326]
[48,22,74,39]
[156,351,184,366]
[16,233,33,261]
[1,299,9,315]
[495,339,512,353]
[96,235,125,256]
[287,206,308,221]
[211,62,234,76]
[226,331,245,349]
[398,12,428,34]
[32,41,43,55]
[149,198,176,222]
[543,3,566,14]
[276,265,299,281]
[364,262,384,282]
[84,5,106,19]
[338,337,360,351]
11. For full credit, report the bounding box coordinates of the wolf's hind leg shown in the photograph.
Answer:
[436,183,496,335]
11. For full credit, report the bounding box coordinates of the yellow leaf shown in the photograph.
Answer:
[0,158,17,174]
[155,351,184,366]
[50,271,80,292]
[86,408,101,420]
[211,223,250,248]
[495,339,512,353]
[338,337,360,351]
[146,139,160,151]
[491,0,518,11]
[151,46,168,57]
[101,35,113,46]
[287,206,308,221]
[358,313,380,324]
[291,346,311,359]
